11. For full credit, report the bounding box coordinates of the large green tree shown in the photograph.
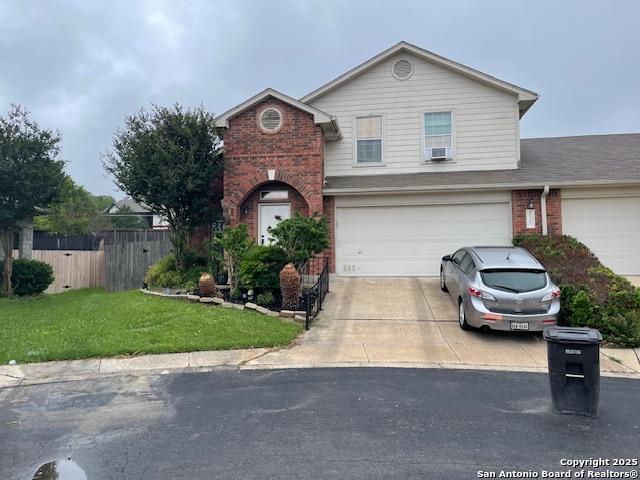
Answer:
[33,177,116,235]
[104,104,223,270]
[0,105,66,296]
[107,204,146,229]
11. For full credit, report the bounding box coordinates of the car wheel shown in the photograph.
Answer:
[458,298,471,331]
[440,267,448,292]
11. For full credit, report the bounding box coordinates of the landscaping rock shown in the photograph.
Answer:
[294,314,306,324]
[199,297,215,304]
[266,310,280,317]
[280,310,295,318]
[295,310,306,316]
[245,302,258,310]
[256,306,269,314]
[221,302,234,309]
[212,297,224,305]
[187,294,201,302]
[232,303,245,310]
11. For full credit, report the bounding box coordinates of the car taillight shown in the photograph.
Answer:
[541,290,561,302]
[468,287,496,301]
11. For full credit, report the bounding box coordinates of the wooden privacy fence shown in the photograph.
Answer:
[11,250,105,294]
[104,237,172,291]
[10,235,171,293]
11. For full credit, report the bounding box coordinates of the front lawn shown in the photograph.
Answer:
[0,289,302,364]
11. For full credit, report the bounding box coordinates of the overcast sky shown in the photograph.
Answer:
[1,0,639,196]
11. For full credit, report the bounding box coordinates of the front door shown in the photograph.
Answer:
[259,203,291,245]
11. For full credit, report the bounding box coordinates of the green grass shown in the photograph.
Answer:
[0,289,302,364]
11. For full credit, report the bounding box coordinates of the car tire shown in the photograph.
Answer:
[458,298,471,331]
[440,267,448,292]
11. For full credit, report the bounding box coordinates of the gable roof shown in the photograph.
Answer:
[105,199,152,214]
[323,133,640,194]
[215,88,341,139]
[301,41,539,117]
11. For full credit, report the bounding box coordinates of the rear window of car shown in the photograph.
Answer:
[480,269,547,293]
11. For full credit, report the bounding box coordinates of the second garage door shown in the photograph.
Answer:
[562,187,640,275]
[335,192,512,276]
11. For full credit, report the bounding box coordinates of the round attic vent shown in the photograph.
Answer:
[392,59,413,80]
[259,108,282,132]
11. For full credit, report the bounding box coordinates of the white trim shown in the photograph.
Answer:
[301,41,538,114]
[420,109,455,163]
[391,57,414,81]
[323,179,640,196]
[352,114,385,166]
[258,106,283,133]
[215,88,340,139]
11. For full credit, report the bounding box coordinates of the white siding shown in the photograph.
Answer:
[309,52,520,177]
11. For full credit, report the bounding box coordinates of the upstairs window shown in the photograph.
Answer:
[355,116,383,164]
[424,111,453,161]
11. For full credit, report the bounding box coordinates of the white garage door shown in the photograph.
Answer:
[335,192,512,276]
[562,188,640,275]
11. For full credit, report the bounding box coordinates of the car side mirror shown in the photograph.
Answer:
[442,255,451,262]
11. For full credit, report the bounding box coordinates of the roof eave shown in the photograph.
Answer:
[323,179,640,196]
[214,88,339,132]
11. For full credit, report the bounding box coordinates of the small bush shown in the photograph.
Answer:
[0,259,54,296]
[145,253,207,289]
[513,234,640,347]
[256,291,275,307]
[239,245,288,291]
[230,288,243,302]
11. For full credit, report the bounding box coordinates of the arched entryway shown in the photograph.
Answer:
[238,181,309,244]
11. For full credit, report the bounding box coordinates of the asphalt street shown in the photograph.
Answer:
[1,368,638,479]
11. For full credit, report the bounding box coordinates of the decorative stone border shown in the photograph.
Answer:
[140,289,306,324]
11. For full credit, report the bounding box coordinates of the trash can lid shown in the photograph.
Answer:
[543,326,603,344]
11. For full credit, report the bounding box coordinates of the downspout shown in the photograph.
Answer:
[540,185,550,235]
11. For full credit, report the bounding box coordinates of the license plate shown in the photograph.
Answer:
[510,321,529,331]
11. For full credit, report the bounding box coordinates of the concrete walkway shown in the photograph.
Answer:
[245,278,640,376]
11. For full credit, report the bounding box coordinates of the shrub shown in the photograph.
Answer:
[256,291,275,307]
[239,245,288,291]
[268,213,329,270]
[0,259,54,296]
[229,288,243,302]
[513,234,640,347]
[211,224,254,290]
[145,253,207,289]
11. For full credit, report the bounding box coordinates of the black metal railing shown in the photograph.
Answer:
[302,256,329,330]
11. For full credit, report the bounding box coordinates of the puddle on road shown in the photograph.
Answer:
[33,459,87,480]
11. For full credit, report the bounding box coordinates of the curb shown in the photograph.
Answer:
[2,355,639,389]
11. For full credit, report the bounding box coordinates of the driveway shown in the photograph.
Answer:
[249,278,640,374]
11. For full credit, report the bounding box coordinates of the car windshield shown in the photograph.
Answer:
[480,269,547,293]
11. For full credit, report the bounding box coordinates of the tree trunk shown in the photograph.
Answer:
[1,231,14,296]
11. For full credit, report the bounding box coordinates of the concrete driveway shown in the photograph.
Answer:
[249,278,640,374]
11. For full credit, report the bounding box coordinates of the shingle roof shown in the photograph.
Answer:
[323,133,640,193]
[110,199,152,213]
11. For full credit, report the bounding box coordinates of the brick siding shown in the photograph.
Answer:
[511,189,562,236]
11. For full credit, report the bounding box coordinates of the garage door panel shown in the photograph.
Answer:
[336,201,511,277]
[562,195,640,275]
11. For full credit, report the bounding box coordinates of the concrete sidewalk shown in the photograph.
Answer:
[0,348,270,388]
[2,277,639,388]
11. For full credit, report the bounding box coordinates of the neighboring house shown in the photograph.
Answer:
[105,199,170,230]
[215,41,640,277]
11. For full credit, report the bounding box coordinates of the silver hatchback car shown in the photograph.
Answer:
[440,246,560,332]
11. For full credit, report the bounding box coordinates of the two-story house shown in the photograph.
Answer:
[215,42,640,277]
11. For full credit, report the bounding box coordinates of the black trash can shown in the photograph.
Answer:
[543,326,603,417]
